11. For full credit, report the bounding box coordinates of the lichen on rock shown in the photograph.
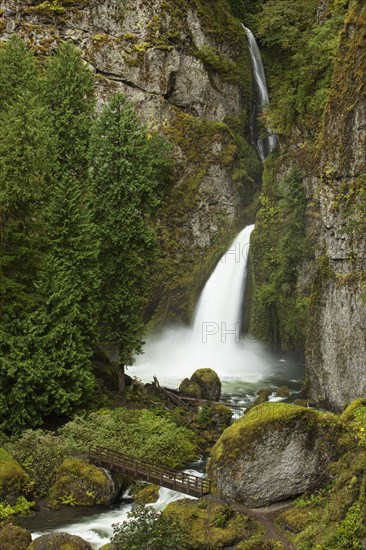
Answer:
[208,402,343,507]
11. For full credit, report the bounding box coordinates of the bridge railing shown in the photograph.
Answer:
[89,445,211,497]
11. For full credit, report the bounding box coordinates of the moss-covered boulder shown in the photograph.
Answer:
[0,448,31,505]
[99,545,115,550]
[180,368,221,401]
[208,403,343,507]
[52,458,120,506]
[0,524,32,550]
[179,378,202,398]
[164,498,262,548]
[132,483,159,504]
[28,532,93,549]
[275,386,290,398]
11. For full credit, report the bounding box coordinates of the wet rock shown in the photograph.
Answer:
[208,402,343,507]
[51,458,121,506]
[179,378,202,398]
[275,386,291,398]
[0,448,31,506]
[191,368,221,401]
[132,483,159,504]
[0,524,32,550]
[28,532,93,549]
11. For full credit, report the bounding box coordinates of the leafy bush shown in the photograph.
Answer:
[111,505,189,550]
[60,408,199,469]
[5,430,69,497]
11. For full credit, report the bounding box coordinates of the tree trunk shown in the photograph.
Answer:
[118,363,126,405]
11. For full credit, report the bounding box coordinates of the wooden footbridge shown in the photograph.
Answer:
[89,445,211,498]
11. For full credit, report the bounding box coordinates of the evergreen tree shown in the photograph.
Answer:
[89,93,171,401]
[27,175,99,418]
[0,35,39,110]
[43,41,95,175]
[0,89,56,328]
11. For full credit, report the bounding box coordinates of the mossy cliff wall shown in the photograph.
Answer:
[305,1,366,410]
[247,0,366,410]
[0,0,260,323]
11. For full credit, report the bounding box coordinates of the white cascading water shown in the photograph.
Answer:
[243,25,277,161]
[132,224,270,389]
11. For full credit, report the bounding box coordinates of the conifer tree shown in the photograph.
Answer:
[89,93,171,401]
[0,35,39,110]
[43,41,95,175]
[0,89,56,328]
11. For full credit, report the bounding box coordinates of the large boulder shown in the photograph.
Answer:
[0,525,32,550]
[28,532,93,549]
[180,368,221,401]
[52,458,121,506]
[208,402,343,507]
[0,448,31,505]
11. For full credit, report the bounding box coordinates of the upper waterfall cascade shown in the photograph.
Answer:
[243,25,277,161]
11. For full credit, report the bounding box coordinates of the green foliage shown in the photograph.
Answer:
[89,93,172,368]
[0,36,39,108]
[111,504,189,550]
[0,496,34,521]
[5,430,69,498]
[249,166,309,350]
[277,441,366,549]
[43,41,95,176]
[254,0,348,135]
[60,407,198,469]
[22,174,98,421]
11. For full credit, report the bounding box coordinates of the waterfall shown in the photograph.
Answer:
[243,25,277,161]
[133,225,270,389]
[192,225,253,344]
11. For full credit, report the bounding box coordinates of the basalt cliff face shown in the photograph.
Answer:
[305,2,366,410]
[0,0,260,322]
[248,0,366,410]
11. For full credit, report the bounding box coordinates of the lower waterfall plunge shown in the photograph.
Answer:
[132,225,272,393]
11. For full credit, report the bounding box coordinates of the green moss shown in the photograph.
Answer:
[247,165,310,352]
[164,498,262,548]
[210,402,341,467]
[52,458,113,506]
[0,448,32,507]
[149,107,258,325]
[179,378,202,398]
[0,524,32,550]
[132,483,159,504]
[274,423,366,549]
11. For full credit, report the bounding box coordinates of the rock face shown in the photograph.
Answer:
[0,525,32,550]
[28,532,93,550]
[305,2,366,410]
[0,448,31,505]
[0,0,259,323]
[208,403,342,507]
[179,368,221,401]
[52,458,120,506]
